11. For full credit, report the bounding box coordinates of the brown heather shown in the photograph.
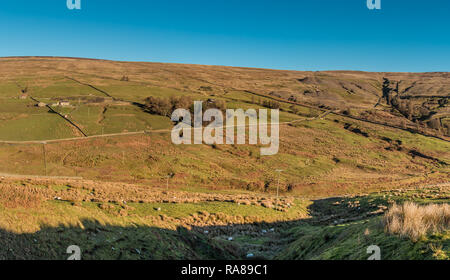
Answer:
[0,184,46,209]
[0,178,294,211]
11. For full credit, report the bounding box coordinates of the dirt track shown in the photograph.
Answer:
[0,173,83,180]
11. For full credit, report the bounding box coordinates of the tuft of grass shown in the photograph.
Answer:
[384,202,450,242]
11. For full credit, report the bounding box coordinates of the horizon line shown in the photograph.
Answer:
[0,55,448,74]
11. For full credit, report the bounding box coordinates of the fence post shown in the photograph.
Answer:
[42,142,48,176]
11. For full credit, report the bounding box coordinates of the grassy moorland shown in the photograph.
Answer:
[0,57,448,260]
[0,117,447,198]
[0,177,448,260]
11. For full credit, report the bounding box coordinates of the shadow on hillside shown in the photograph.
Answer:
[0,219,248,260]
[0,196,383,260]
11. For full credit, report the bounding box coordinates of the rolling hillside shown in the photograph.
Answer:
[0,57,448,260]
[1,57,448,139]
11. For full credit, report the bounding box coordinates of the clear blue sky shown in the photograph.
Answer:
[0,0,448,72]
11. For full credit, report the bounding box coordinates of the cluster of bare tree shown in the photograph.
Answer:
[261,100,281,109]
[393,99,447,133]
[144,96,192,117]
[249,96,281,109]
[144,96,226,117]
